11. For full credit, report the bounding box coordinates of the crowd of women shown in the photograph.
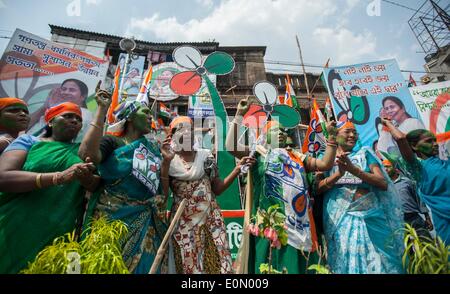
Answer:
[0,83,449,274]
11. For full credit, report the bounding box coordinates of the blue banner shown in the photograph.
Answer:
[323,59,424,157]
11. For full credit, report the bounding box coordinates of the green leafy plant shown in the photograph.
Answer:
[306,236,332,274]
[259,263,287,274]
[307,264,331,274]
[402,224,449,274]
[247,204,288,274]
[22,216,130,274]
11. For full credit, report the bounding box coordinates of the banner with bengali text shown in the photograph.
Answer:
[0,29,109,141]
[410,81,450,159]
[323,59,424,158]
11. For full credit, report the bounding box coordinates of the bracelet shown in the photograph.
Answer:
[52,172,61,186]
[160,176,170,181]
[326,142,338,148]
[90,122,103,131]
[36,173,43,189]
[324,177,332,189]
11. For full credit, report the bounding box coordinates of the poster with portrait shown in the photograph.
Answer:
[0,29,109,141]
[148,62,182,101]
[117,53,145,101]
[323,59,424,158]
[188,74,216,118]
[410,81,450,159]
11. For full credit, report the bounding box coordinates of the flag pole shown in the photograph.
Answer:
[310,58,330,95]
[295,35,311,103]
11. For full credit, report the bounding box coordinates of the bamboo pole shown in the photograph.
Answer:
[295,35,311,101]
[234,170,253,274]
[149,198,187,274]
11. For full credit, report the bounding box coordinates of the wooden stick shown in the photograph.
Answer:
[149,198,187,274]
[295,35,310,100]
[234,170,253,274]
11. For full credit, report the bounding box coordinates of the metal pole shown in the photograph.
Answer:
[420,17,440,52]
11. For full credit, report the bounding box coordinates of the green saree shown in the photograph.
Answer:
[248,149,319,274]
[0,141,85,273]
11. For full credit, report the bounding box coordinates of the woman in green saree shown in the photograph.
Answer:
[0,102,99,273]
[226,98,338,274]
[78,84,173,274]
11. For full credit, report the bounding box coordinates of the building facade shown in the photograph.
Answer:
[49,24,329,123]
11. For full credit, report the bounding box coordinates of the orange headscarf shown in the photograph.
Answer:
[169,116,193,132]
[44,102,82,124]
[382,159,393,167]
[337,120,356,131]
[0,97,27,111]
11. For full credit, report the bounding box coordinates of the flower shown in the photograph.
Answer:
[169,46,235,96]
[242,81,301,129]
[247,223,260,237]
[264,228,278,242]
[253,226,260,237]
[271,239,282,249]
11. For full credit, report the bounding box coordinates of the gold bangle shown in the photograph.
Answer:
[52,173,60,186]
[90,122,103,131]
[36,173,42,189]
[160,176,170,180]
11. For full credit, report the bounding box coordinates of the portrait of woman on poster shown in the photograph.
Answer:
[28,79,93,141]
[377,96,425,157]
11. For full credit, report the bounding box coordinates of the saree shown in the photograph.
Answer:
[169,149,232,274]
[406,156,450,245]
[86,137,167,274]
[0,141,84,273]
[248,148,319,274]
[322,147,404,274]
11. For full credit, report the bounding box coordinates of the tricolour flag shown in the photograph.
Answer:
[136,66,153,104]
[325,97,333,121]
[107,65,121,124]
[159,102,171,118]
[302,99,327,156]
[408,73,417,87]
[284,74,300,111]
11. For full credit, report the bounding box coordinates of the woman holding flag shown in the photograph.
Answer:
[226,97,338,274]
[78,81,173,274]
[317,120,404,274]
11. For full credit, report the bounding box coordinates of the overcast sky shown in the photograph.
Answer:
[0,0,443,79]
